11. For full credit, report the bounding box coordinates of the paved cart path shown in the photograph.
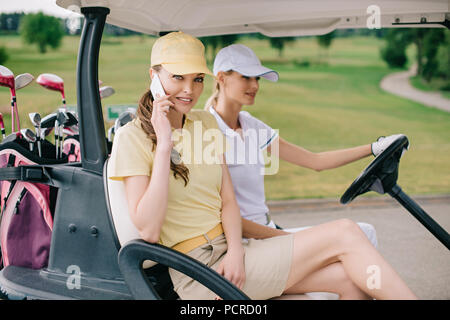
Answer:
[380,65,450,113]
[269,194,450,300]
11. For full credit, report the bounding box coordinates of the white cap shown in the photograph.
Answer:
[213,44,279,82]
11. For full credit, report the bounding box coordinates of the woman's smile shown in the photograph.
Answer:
[175,96,194,104]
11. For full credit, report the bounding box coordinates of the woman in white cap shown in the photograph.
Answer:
[109,32,416,300]
[205,44,406,246]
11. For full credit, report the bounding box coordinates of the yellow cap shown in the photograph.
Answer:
[151,31,213,76]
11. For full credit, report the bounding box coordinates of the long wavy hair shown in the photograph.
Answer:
[137,65,190,186]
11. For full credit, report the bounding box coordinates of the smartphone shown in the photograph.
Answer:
[150,73,166,98]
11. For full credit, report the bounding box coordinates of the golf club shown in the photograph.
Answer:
[56,110,69,159]
[114,109,136,134]
[66,111,78,126]
[20,128,37,152]
[63,111,79,136]
[107,125,115,142]
[13,73,35,133]
[15,73,34,90]
[40,127,53,140]
[99,86,115,99]
[0,113,6,139]
[36,73,66,111]
[29,112,42,157]
[2,132,21,144]
[41,113,57,129]
[0,65,19,133]
[40,112,57,140]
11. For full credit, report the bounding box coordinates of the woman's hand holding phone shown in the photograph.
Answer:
[150,73,174,149]
[151,93,174,150]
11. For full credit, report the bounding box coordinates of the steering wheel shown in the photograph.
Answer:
[340,135,450,250]
[341,135,409,204]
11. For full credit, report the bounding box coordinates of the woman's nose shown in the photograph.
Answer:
[183,82,193,93]
[251,78,259,90]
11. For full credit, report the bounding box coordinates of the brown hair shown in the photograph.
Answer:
[137,65,190,186]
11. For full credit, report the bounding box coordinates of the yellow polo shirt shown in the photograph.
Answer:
[108,109,226,248]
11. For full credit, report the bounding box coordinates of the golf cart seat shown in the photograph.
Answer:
[104,157,249,299]
[104,158,141,248]
[104,157,178,299]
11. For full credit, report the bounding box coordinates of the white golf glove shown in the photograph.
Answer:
[371,134,408,157]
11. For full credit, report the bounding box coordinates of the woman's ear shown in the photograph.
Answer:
[149,68,154,80]
[216,71,225,85]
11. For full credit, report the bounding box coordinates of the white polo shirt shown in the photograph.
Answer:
[209,106,278,223]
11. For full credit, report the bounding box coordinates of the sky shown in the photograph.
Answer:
[0,0,77,18]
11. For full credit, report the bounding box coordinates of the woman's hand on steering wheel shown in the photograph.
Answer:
[371,134,409,157]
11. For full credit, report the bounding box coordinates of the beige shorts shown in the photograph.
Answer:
[169,233,294,300]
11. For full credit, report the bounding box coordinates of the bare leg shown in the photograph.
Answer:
[284,262,371,300]
[285,219,417,300]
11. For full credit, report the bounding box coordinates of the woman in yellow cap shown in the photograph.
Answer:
[108,32,417,300]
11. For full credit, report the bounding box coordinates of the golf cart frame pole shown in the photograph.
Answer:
[45,6,128,292]
[389,185,450,250]
[77,6,110,174]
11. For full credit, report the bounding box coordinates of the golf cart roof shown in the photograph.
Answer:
[57,0,449,36]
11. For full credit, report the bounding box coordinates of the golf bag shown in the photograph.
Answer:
[62,135,81,162]
[62,134,114,161]
[0,138,65,269]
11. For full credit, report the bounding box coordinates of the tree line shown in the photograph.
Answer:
[0,12,350,61]
[1,12,448,88]
[381,29,449,86]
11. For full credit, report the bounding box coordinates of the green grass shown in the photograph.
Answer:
[0,34,449,199]
[409,75,450,99]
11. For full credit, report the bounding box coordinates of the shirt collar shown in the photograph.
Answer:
[171,112,191,132]
[209,106,243,138]
[184,111,195,123]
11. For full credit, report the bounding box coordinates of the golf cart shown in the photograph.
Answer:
[0,0,448,300]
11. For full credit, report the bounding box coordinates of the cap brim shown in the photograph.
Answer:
[233,65,279,82]
[162,63,213,76]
